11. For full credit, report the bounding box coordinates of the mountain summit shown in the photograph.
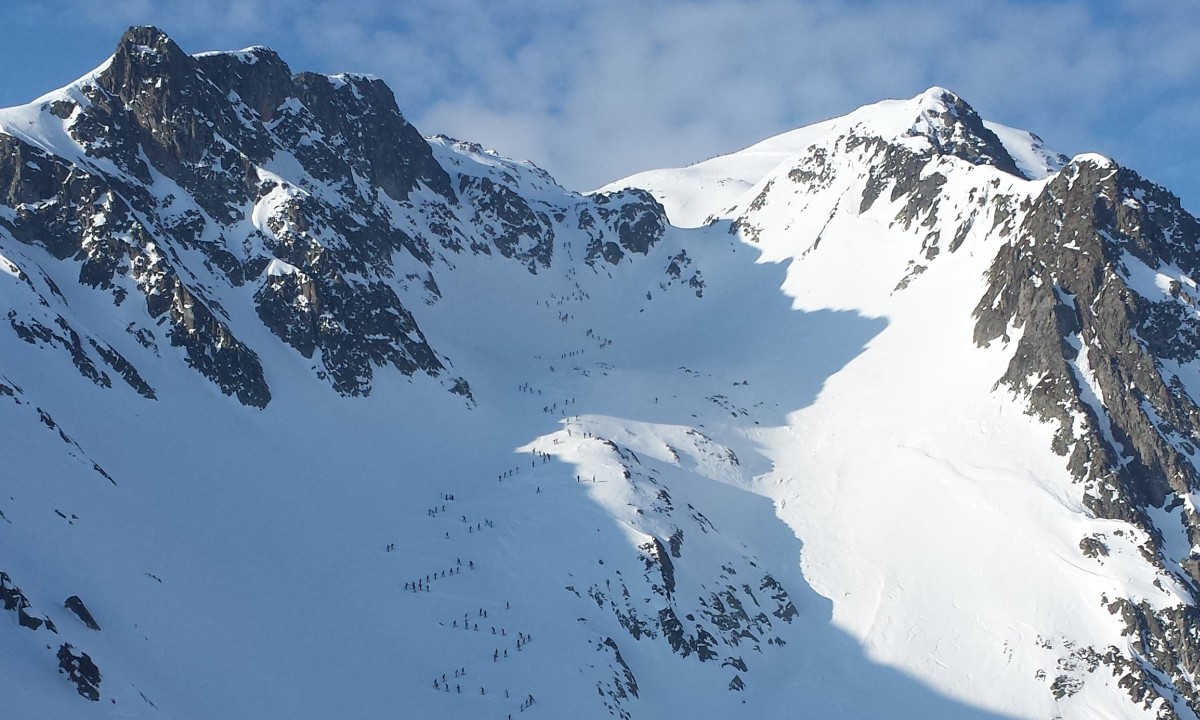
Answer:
[4,28,1200,720]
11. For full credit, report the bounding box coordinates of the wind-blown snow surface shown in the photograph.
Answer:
[0,56,1187,720]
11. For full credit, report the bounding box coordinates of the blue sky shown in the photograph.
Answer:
[2,0,1199,211]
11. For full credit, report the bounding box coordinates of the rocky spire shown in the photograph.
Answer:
[908,87,1023,177]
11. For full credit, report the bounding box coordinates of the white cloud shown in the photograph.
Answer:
[302,0,1200,199]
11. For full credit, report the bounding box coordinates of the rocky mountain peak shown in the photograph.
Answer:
[113,25,184,61]
[905,86,1023,177]
[0,27,676,409]
[192,44,295,123]
[13,26,1200,720]
[99,25,194,103]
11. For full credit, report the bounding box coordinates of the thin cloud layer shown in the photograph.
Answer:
[2,0,1198,207]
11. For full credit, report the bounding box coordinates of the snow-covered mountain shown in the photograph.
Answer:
[5,26,1200,720]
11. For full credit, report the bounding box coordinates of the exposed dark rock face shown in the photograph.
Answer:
[733,90,1015,271]
[457,175,555,270]
[718,86,1200,714]
[0,26,676,407]
[974,155,1200,711]
[582,189,666,266]
[57,643,102,701]
[1106,599,1200,717]
[29,29,1200,718]
[573,433,801,704]
[254,267,445,396]
[2,570,53,631]
[639,537,676,597]
[4,572,106,703]
[909,89,1022,178]
[975,157,1200,532]
[64,595,101,631]
[594,636,640,719]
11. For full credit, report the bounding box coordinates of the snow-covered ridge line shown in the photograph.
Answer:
[598,86,1056,228]
[7,24,1200,720]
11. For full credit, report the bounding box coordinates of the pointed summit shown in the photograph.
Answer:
[97,26,196,105]
[106,26,191,76]
[602,87,1040,227]
[906,87,1023,177]
[115,25,177,51]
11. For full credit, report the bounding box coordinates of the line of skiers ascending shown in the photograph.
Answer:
[432,666,468,689]
[493,631,534,661]
[430,678,529,709]
[542,398,577,415]
[431,679,462,693]
[404,561,474,592]
[425,494,456,518]
[465,519,495,534]
[500,455,550,476]
[581,326,612,347]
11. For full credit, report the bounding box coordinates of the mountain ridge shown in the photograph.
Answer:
[4,26,1200,720]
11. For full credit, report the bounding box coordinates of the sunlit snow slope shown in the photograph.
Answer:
[607,86,1200,720]
[6,30,1200,720]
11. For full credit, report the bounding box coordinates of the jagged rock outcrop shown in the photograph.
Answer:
[57,643,101,701]
[572,430,801,702]
[0,26,680,407]
[14,26,1200,720]
[64,595,101,631]
[973,154,1200,712]
[691,86,1200,715]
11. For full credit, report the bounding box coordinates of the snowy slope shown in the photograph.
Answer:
[610,87,1200,719]
[6,29,1200,720]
